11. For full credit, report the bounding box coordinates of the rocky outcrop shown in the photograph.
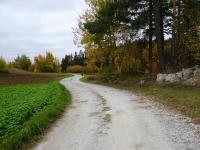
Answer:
[157,74,167,82]
[165,74,180,82]
[182,77,200,86]
[156,65,200,86]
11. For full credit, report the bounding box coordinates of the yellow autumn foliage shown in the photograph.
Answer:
[113,49,143,74]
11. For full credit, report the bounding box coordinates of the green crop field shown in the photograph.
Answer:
[0,80,71,150]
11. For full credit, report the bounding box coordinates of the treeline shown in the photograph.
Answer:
[61,50,86,72]
[0,52,61,73]
[61,50,98,73]
[0,50,87,73]
[75,0,200,79]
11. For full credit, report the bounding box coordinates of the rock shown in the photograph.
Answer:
[182,77,200,86]
[156,66,200,86]
[193,69,200,77]
[165,74,179,82]
[176,72,183,80]
[139,80,145,86]
[182,68,193,80]
[157,74,167,82]
[193,65,200,70]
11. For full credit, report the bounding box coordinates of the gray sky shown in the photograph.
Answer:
[0,0,87,61]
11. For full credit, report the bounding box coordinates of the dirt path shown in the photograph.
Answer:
[32,75,200,150]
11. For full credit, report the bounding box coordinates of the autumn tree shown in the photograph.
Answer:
[13,55,31,71]
[76,0,200,78]
[171,0,200,68]
[34,52,61,73]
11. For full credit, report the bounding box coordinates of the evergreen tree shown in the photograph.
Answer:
[61,55,70,72]
[76,0,200,76]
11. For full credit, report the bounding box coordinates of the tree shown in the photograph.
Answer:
[148,0,153,76]
[13,55,31,71]
[0,57,6,71]
[154,0,165,73]
[73,52,79,65]
[34,52,61,73]
[76,0,200,78]
[172,0,177,64]
[61,55,70,72]
[76,50,86,65]
[171,0,200,68]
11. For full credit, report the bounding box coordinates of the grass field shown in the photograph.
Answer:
[0,71,72,150]
[81,75,200,122]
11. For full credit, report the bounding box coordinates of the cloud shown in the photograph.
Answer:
[0,0,87,61]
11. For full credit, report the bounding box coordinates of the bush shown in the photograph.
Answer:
[87,75,97,81]
[0,57,6,71]
[83,66,98,74]
[67,65,83,73]
[97,66,120,82]
[13,55,31,71]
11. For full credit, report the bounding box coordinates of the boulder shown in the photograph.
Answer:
[156,66,200,86]
[165,73,179,82]
[156,74,167,82]
[193,65,200,70]
[182,68,193,80]
[182,77,200,86]
[139,80,145,86]
[176,72,183,80]
[193,69,200,77]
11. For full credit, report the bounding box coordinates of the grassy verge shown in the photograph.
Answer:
[80,75,89,82]
[81,75,200,122]
[0,79,71,150]
[132,83,200,119]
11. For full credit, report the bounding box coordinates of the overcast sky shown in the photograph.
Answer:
[0,0,87,61]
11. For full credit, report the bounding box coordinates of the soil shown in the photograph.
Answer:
[0,73,57,84]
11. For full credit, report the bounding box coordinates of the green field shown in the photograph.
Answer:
[0,80,71,150]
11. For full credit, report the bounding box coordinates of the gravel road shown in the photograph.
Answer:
[32,75,200,150]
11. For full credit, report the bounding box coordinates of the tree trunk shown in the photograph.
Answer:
[172,0,177,62]
[148,0,153,77]
[177,0,181,50]
[172,0,182,70]
[154,0,165,73]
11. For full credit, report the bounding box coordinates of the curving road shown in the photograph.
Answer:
[32,75,200,150]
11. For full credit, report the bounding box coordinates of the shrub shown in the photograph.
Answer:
[0,57,6,71]
[67,65,83,73]
[83,66,98,74]
[87,75,97,81]
[97,66,120,82]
